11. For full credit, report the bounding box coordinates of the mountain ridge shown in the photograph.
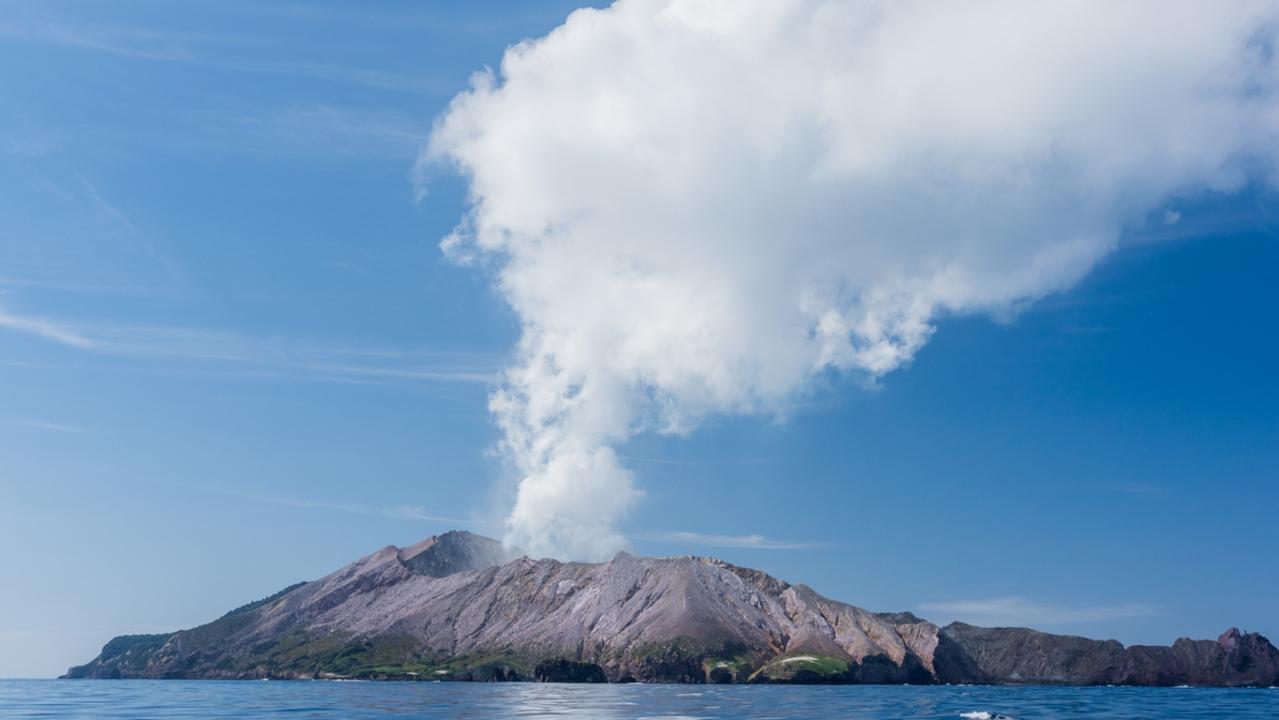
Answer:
[64,531,1279,686]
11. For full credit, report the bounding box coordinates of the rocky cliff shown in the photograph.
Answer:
[64,531,1278,686]
[944,622,1279,687]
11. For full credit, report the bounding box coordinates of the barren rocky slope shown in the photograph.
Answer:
[65,531,1278,686]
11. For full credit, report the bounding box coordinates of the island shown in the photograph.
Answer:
[65,531,1279,686]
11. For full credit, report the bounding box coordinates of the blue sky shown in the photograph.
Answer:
[1,1,1276,678]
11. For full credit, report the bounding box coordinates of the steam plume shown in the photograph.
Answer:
[427,0,1279,559]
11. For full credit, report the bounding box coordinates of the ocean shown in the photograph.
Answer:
[1,680,1275,719]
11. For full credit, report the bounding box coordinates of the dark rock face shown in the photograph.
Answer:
[1109,628,1279,687]
[706,665,735,684]
[534,658,607,683]
[942,623,1279,687]
[941,623,1127,684]
[64,532,1279,687]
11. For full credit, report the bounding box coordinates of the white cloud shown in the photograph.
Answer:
[917,596,1162,628]
[427,0,1279,560]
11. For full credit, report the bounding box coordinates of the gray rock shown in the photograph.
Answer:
[398,531,520,578]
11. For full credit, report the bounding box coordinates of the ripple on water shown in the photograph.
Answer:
[1,680,1278,719]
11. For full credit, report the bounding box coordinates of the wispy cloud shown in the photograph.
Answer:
[14,419,88,434]
[259,495,481,530]
[917,596,1162,627]
[0,308,97,349]
[0,275,147,295]
[0,18,445,94]
[221,59,445,95]
[73,177,192,289]
[1114,484,1165,496]
[215,104,429,161]
[621,454,787,466]
[0,305,496,386]
[1062,324,1112,336]
[384,505,476,525]
[637,530,819,551]
[78,178,140,236]
[0,19,199,62]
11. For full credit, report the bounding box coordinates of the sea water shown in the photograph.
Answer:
[1,679,1276,719]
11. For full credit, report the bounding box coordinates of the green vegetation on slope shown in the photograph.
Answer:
[748,654,852,684]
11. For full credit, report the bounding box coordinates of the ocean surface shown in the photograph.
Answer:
[1,680,1276,719]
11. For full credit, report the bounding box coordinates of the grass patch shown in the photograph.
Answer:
[748,654,851,683]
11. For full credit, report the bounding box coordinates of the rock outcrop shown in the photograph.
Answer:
[396,531,519,578]
[64,531,1278,686]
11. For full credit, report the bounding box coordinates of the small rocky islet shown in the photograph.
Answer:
[65,531,1279,686]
